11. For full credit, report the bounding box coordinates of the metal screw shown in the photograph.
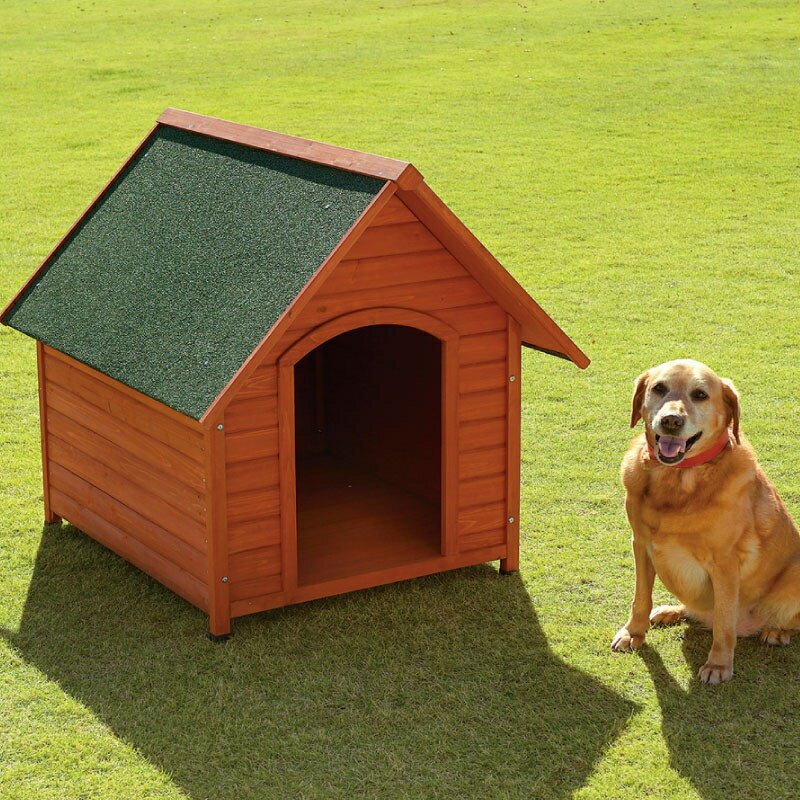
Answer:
[508,517,515,524]
[217,424,223,430]
[221,576,229,583]
[509,375,517,382]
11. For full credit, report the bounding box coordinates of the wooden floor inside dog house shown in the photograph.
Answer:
[296,454,441,586]
[294,325,443,587]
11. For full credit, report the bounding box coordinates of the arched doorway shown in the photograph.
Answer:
[293,324,442,585]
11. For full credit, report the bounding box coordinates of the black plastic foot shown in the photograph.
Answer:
[499,568,519,576]
[207,632,231,643]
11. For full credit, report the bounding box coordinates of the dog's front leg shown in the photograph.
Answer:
[699,559,739,684]
[611,531,655,652]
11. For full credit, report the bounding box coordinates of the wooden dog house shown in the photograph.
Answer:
[2,109,589,637]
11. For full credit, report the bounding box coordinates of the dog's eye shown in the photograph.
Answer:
[691,389,709,400]
[651,382,668,396]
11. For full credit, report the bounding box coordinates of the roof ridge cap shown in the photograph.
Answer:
[158,108,422,187]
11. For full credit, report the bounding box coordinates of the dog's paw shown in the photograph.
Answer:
[760,628,792,646]
[611,627,645,652]
[650,604,686,626]
[698,661,733,684]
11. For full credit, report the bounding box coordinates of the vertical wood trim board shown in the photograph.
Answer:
[205,421,231,635]
[37,342,60,524]
[503,317,522,571]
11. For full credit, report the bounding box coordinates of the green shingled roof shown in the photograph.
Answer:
[4,126,385,419]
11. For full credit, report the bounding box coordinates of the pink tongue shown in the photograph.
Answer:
[659,436,687,458]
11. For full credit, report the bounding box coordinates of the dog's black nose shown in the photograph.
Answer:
[660,413,684,432]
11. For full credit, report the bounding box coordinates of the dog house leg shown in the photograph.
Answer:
[499,557,519,575]
[207,614,231,642]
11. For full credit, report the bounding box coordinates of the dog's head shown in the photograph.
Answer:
[629,359,740,465]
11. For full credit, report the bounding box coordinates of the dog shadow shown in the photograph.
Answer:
[3,523,636,800]
[643,623,800,800]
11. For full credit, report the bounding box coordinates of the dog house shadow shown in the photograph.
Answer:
[3,524,636,800]
[643,626,800,800]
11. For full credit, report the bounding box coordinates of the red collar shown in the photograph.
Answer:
[648,429,731,468]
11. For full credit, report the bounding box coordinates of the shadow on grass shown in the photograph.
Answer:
[644,624,800,800]
[4,524,636,799]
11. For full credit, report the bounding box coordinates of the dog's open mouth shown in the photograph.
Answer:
[655,431,703,464]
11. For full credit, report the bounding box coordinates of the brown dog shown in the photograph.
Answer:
[611,359,800,683]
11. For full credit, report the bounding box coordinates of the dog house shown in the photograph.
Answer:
[2,109,589,637]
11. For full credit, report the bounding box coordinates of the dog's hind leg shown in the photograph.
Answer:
[650,604,687,625]
[755,561,800,646]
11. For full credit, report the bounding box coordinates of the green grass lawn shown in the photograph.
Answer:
[2,0,799,797]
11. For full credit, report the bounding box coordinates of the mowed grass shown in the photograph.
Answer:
[1,0,799,797]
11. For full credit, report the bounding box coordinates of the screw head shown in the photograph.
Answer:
[217,424,224,430]
[221,576,229,583]
[508,517,515,524]
[509,375,517,382]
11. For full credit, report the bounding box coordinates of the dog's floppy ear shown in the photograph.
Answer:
[720,378,741,443]
[630,370,650,428]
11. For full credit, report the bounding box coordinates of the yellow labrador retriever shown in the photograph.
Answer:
[611,359,800,683]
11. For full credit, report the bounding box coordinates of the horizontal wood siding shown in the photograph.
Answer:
[223,364,283,604]
[43,347,208,611]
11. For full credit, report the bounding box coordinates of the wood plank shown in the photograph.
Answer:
[228,544,281,583]
[459,360,507,394]
[46,382,206,486]
[227,486,281,524]
[47,409,206,521]
[229,574,283,606]
[37,343,60,523]
[458,389,506,423]
[459,331,507,366]
[45,347,200,430]
[204,422,230,637]
[460,528,506,552]
[51,488,208,612]
[458,501,507,536]
[459,418,506,451]
[226,457,280,494]
[234,364,278,400]
[307,277,491,324]
[48,436,206,550]
[44,356,204,460]
[459,474,505,507]
[157,108,418,185]
[502,317,522,573]
[223,394,278,434]
[278,362,299,594]
[50,463,207,578]
[225,428,279,463]
[459,446,506,481]
[437,303,507,337]
[369,196,418,226]
[336,221,441,260]
[442,335,459,556]
[228,516,281,554]
[324,249,465,295]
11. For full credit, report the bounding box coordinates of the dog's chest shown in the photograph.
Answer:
[648,537,712,608]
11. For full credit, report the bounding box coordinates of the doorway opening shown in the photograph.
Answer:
[293,324,442,586]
